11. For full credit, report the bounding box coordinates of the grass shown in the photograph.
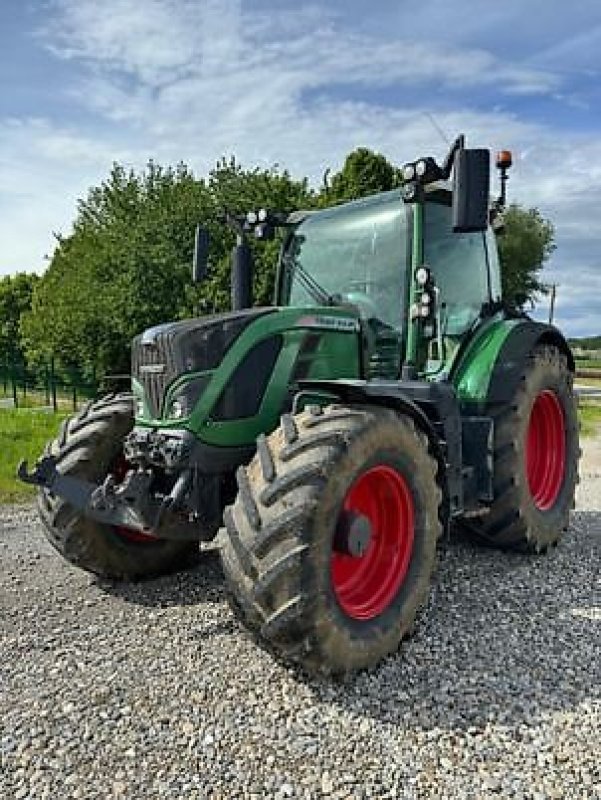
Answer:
[576,376,601,388]
[576,359,601,370]
[579,402,601,438]
[0,408,67,503]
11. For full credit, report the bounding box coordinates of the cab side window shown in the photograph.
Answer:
[424,201,490,336]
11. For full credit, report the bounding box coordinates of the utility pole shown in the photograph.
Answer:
[548,284,557,325]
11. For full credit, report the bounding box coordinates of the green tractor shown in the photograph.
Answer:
[19,136,579,674]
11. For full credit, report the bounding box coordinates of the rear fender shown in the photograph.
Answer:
[487,322,574,405]
[452,319,574,409]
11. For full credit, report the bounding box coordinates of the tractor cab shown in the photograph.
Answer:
[275,180,503,380]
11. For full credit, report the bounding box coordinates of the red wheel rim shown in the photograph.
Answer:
[526,390,566,511]
[331,465,414,620]
[110,454,158,544]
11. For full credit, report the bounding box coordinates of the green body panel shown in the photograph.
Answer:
[134,307,361,447]
[451,315,520,403]
[405,201,422,367]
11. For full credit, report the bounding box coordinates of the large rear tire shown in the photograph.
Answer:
[38,393,197,579]
[220,404,442,675]
[466,344,579,552]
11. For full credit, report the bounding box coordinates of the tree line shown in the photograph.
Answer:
[2,147,554,379]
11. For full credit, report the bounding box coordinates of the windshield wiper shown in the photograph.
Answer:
[284,255,338,307]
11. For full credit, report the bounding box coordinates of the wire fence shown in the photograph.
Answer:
[0,360,128,413]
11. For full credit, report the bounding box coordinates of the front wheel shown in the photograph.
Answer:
[38,393,197,579]
[220,404,442,675]
[465,344,579,552]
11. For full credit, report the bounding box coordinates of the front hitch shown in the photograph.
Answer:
[18,457,59,487]
[17,457,201,542]
[18,457,97,510]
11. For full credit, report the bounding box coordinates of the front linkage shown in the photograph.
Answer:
[18,425,214,542]
[18,454,201,541]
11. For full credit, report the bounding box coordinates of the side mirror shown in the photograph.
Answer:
[452,149,490,233]
[231,239,253,310]
[192,224,210,283]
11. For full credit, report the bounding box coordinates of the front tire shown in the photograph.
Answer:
[220,404,442,675]
[466,344,579,552]
[38,393,197,579]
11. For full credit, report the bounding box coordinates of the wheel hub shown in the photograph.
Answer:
[334,511,372,557]
[330,464,415,621]
[526,389,566,511]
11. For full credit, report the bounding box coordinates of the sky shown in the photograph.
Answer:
[0,0,600,336]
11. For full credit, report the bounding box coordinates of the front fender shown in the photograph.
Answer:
[295,378,458,525]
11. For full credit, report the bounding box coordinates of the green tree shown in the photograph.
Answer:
[323,147,401,205]
[22,159,311,376]
[496,205,555,305]
[22,162,213,375]
[0,272,39,366]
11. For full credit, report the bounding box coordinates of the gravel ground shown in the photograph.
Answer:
[1,447,600,799]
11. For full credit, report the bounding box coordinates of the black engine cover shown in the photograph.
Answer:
[131,308,275,417]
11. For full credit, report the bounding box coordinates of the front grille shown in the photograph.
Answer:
[132,331,181,418]
[132,309,275,418]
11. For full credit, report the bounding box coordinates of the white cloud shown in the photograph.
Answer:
[44,0,206,85]
[1,0,599,335]
[46,0,560,98]
[0,118,133,271]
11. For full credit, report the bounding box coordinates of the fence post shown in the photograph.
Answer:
[51,357,57,412]
[45,363,50,406]
[11,363,18,409]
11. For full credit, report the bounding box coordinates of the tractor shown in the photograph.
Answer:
[19,136,579,674]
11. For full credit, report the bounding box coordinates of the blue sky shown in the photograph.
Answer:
[1,0,600,335]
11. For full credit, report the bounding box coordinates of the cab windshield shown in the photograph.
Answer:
[284,191,409,331]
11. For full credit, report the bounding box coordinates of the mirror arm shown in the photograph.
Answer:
[441,134,465,179]
[192,223,210,283]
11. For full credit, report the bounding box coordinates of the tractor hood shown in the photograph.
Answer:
[132,308,276,417]
[132,305,362,437]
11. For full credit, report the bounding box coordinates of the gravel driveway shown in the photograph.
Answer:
[1,442,600,799]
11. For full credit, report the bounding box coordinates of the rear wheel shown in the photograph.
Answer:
[466,344,579,551]
[220,404,442,675]
[38,393,197,579]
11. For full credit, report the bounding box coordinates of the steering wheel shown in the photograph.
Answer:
[339,291,380,321]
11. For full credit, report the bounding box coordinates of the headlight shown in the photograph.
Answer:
[415,266,430,286]
[170,399,185,419]
[165,375,211,420]
[402,163,416,181]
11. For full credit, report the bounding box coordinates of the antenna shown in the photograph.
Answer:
[422,112,450,146]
